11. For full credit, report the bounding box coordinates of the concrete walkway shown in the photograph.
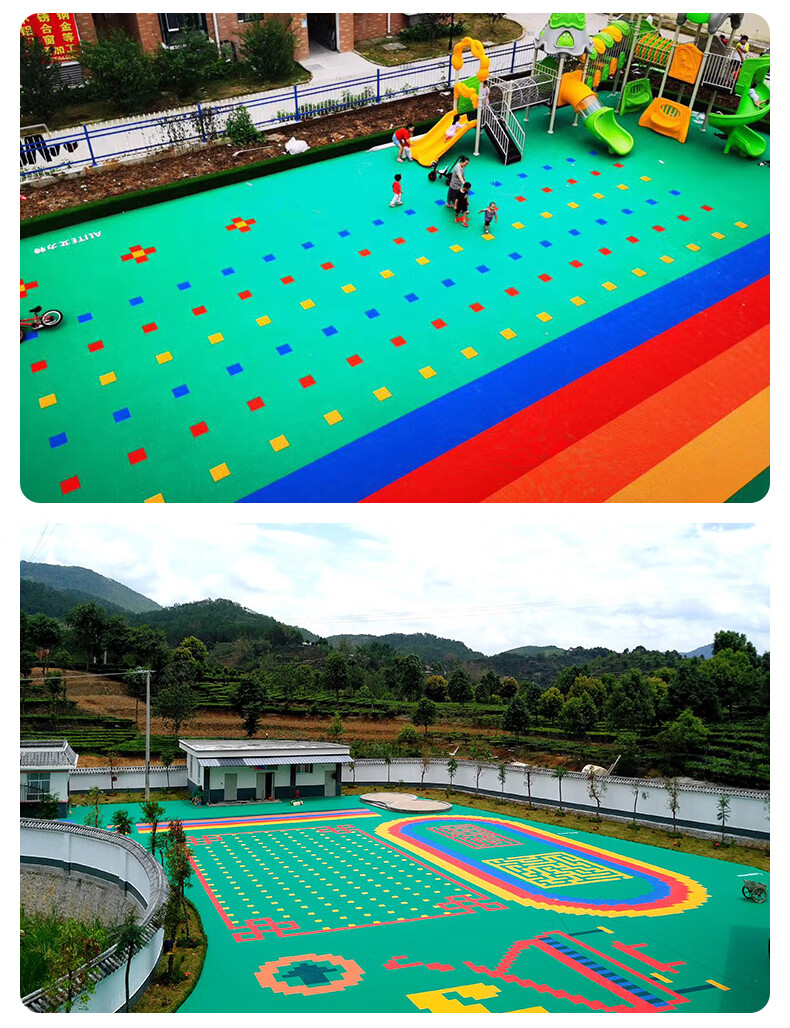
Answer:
[300,39,377,85]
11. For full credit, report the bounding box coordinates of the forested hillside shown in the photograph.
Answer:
[21,561,160,613]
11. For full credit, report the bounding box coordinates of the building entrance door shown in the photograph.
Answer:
[224,773,237,802]
[307,12,337,50]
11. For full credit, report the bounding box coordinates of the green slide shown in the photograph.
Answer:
[707,57,770,158]
[585,105,634,156]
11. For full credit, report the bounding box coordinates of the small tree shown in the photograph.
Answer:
[20,33,62,120]
[396,723,421,753]
[327,711,344,739]
[166,827,194,942]
[446,755,458,793]
[108,910,147,1012]
[35,793,59,821]
[140,800,166,856]
[552,765,568,813]
[77,31,159,113]
[160,748,176,790]
[156,28,222,98]
[630,786,647,828]
[497,761,508,801]
[111,809,133,835]
[240,16,297,81]
[664,777,681,836]
[522,763,535,809]
[586,768,607,822]
[225,105,261,148]
[503,695,530,740]
[384,749,393,783]
[45,918,106,1011]
[154,683,197,738]
[716,794,731,844]
[420,752,432,788]
[413,697,438,735]
[470,743,491,796]
[84,787,103,828]
[106,750,117,794]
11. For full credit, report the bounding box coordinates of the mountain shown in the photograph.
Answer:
[21,578,130,619]
[128,598,319,648]
[20,561,161,614]
[682,644,713,659]
[327,632,485,664]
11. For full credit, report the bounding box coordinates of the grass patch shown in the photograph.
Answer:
[69,788,188,807]
[134,900,206,1013]
[341,784,770,872]
[356,14,523,67]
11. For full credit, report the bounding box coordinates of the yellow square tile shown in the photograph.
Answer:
[537,312,552,323]
[341,283,356,293]
[373,387,391,401]
[482,233,495,240]
[617,183,628,190]
[323,409,343,426]
[269,435,289,453]
[210,462,230,482]
[461,347,478,359]
[156,351,173,364]
[416,256,430,265]
[640,175,652,182]
[735,221,748,229]
[632,268,647,277]
[99,372,117,386]
[711,232,725,240]
[567,202,580,209]
[602,281,617,291]
[593,192,605,199]
[686,243,701,252]
[570,296,586,306]
[500,328,517,340]
[379,269,394,279]
[449,244,464,252]
[660,255,675,263]
[419,366,436,379]
[208,332,224,344]
[300,299,316,309]
[256,315,271,327]
[511,222,524,229]
[39,393,57,408]
[145,493,165,503]
[540,211,553,219]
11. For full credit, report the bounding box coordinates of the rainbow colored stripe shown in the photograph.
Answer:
[377,816,707,917]
[135,807,378,834]
[241,237,768,503]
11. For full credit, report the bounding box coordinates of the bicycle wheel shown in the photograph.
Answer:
[41,309,63,327]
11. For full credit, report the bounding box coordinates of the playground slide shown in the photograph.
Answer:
[707,81,770,158]
[559,71,634,156]
[410,110,476,167]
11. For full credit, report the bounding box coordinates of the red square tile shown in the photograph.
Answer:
[426,226,438,233]
[599,248,612,255]
[358,249,371,256]
[393,237,406,245]
[652,225,665,232]
[299,375,316,388]
[247,396,265,411]
[541,187,552,193]
[192,306,207,315]
[505,287,519,296]
[614,162,624,168]
[432,319,446,329]
[190,421,209,437]
[142,323,157,333]
[469,303,484,312]
[390,336,406,348]
[567,178,578,184]
[31,360,47,373]
[347,354,363,365]
[627,236,639,243]
[591,170,601,176]
[569,260,583,268]
[88,340,104,352]
[238,289,252,299]
[516,195,527,202]
[128,448,147,465]
[701,205,713,211]
[60,475,80,495]
[281,275,295,284]
[678,214,690,222]
[538,273,552,283]
[321,262,334,270]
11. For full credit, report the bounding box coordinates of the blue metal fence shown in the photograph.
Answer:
[20,41,537,179]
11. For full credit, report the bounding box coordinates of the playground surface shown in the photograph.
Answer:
[66,796,769,1012]
[21,97,769,503]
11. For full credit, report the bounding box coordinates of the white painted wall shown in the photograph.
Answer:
[70,765,187,793]
[346,759,769,839]
[21,769,71,802]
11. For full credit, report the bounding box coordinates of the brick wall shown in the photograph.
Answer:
[353,13,388,41]
[73,13,97,47]
[212,13,309,62]
[337,12,355,52]
[135,13,163,52]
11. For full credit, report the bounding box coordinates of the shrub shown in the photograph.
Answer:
[20,34,62,120]
[156,29,224,98]
[399,15,468,43]
[77,30,159,112]
[396,723,421,752]
[224,105,260,147]
[240,16,297,82]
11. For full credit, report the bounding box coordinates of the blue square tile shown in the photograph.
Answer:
[539,240,552,248]
[669,189,682,196]
[405,208,417,215]
[129,296,144,306]
[172,384,190,398]
[476,265,490,274]
[338,230,351,238]
[321,326,338,337]
[542,164,553,171]
[113,408,131,423]
[77,312,93,323]
[441,278,455,287]
[227,363,243,376]
[49,432,68,448]
[25,329,39,340]
[277,343,293,355]
[622,208,634,215]
[568,229,581,236]
[301,241,314,250]
[364,308,380,319]
[518,172,528,178]
[589,150,599,156]
[508,252,522,261]
[435,198,447,206]
[566,157,576,163]
[646,198,658,205]
[177,281,191,291]
[372,218,384,226]
[491,180,502,187]
[404,293,419,303]
[262,253,276,262]
[221,267,235,276]
[596,218,608,225]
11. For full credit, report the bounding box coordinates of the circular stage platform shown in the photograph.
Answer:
[359,791,452,813]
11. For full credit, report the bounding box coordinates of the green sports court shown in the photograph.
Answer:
[20,97,769,503]
[66,796,769,1012]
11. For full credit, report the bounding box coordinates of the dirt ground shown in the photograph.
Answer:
[20,93,453,221]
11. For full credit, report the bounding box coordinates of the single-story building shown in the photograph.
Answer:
[20,739,79,818]
[179,739,353,805]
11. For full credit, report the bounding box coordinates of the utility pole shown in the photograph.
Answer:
[145,669,151,800]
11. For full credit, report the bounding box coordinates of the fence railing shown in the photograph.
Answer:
[20,41,538,180]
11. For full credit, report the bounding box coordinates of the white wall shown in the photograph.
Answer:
[21,769,71,802]
[346,759,769,839]
[69,765,187,793]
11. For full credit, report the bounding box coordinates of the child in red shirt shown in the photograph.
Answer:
[389,173,403,207]
[454,182,471,225]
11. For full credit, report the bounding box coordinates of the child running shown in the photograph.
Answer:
[389,173,403,207]
[454,182,471,226]
[479,201,499,235]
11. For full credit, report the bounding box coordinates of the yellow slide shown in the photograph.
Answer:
[411,111,477,167]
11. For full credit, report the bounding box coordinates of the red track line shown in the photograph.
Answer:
[363,276,769,502]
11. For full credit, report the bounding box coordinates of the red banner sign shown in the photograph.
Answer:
[20,13,80,62]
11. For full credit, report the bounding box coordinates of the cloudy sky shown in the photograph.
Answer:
[20,520,769,655]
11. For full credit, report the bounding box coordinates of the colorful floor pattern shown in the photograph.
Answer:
[20,98,769,503]
[65,796,769,1012]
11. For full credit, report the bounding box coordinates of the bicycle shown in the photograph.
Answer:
[20,304,63,343]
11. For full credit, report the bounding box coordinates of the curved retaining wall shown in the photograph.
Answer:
[345,759,770,841]
[20,820,169,1012]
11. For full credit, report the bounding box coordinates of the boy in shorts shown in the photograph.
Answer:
[479,201,499,235]
[454,182,472,226]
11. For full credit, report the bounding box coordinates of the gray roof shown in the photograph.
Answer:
[20,739,78,769]
[179,738,351,759]
[198,754,353,767]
